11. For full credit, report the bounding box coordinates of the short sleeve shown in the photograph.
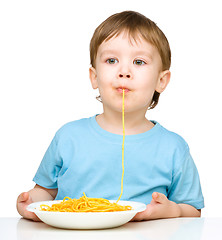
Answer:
[33,133,62,189]
[168,150,204,209]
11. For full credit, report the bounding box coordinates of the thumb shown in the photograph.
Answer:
[18,192,30,203]
[152,192,168,204]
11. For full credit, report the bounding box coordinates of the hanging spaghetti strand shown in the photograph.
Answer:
[117,89,125,202]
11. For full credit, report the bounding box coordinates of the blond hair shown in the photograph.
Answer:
[90,11,171,109]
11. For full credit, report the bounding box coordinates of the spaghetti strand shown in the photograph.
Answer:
[117,89,125,202]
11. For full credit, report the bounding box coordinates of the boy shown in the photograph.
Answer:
[17,11,204,221]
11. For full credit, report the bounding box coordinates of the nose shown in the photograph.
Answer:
[118,61,132,80]
[119,73,131,79]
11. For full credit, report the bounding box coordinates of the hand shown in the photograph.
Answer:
[131,192,181,221]
[17,192,41,221]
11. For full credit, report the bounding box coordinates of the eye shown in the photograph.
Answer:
[133,59,146,65]
[106,58,118,64]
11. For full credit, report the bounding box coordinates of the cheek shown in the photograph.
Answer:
[97,70,116,90]
[137,77,157,94]
[96,77,113,99]
[138,69,160,91]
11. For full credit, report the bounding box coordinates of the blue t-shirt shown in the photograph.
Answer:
[33,115,204,209]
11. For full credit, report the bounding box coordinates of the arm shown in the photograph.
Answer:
[16,184,58,221]
[131,192,201,221]
[178,203,201,217]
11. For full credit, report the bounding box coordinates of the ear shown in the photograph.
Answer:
[155,70,171,93]
[89,67,98,89]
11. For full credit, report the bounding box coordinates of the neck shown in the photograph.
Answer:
[96,109,154,135]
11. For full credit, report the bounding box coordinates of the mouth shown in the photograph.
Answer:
[116,87,130,93]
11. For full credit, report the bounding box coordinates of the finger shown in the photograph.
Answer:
[17,192,29,203]
[24,211,41,222]
[131,212,144,221]
[130,204,152,221]
[17,192,33,211]
[152,192,167,204]
[18,200,41,221]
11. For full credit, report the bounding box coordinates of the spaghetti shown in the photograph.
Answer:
[40,192,132,212]
[40,90,129,212]
[117,89,125,202]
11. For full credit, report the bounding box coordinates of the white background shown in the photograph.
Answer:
[0,0,221,218]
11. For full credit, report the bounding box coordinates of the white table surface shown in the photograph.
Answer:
[1,217,222,240]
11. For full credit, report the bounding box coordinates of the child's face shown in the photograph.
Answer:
[89,31,170,114]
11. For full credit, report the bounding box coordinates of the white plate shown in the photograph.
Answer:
[27,200,146,229]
